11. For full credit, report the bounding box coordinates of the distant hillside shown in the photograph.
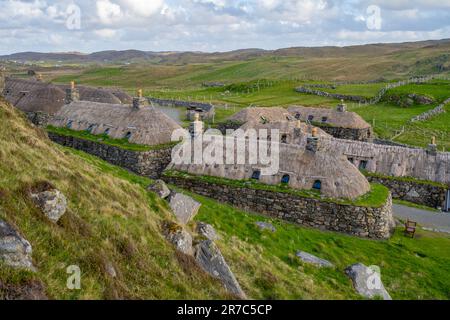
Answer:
[2,39,449,64]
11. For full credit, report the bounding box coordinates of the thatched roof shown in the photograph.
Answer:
[3,77,65,114]
[3,78,132,114]
[108,89,133,104]
[57,84,123,104]
[51,101,182,146]
[288,105,371,129]
[168,135,370,199]
[228,107,293,124]
[238,120,330,142]
[15,86,66,114]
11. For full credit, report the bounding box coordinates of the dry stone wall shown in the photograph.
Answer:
[366,175,447,209]
[48,132,173,179]
[163,174,395,239]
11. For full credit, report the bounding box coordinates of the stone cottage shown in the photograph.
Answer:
[288,101,373,141]
[50,89,182,146]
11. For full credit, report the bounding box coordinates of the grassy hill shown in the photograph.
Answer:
[0,97,229,299]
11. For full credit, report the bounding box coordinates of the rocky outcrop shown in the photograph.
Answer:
[30,189,67,223]
[296,251,334,268]
[194,240,246,299]
[162,222,193,255]
[0,220,35,271]
[345,263,391,300]
[196,222,220,241]
[169,193,201,225]
[147,180,171,199]
[255,221,276,232]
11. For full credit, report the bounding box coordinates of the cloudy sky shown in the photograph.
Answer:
[0,0,450,54]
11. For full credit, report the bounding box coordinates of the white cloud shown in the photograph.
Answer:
[94,28,119,38]
[119,0,164,17]
[96,0,123,25]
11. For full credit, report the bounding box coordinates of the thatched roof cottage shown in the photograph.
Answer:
[3,77,132,115]
[288,102,373,141]
[168,132,371,200]
[50,97,182,146]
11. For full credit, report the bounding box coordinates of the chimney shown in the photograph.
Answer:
[427,136,437,156]
[337,99,347,112]
[189,112,204,138]
[65,81,79,104]
[36,73,43,82]
[293,120,303,138]
[306,127,320,153]
[132,89,146,109]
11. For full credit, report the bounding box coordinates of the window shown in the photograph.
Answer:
[321,117,328,123]
[308,115,314,121]
[281,174,290,184]
[86,124,94,133]
[295,113,301,120]
[124,131,132,140]
[66,120,73,129]
[359,160,368,170]
[104,128,110,135]
[281,134,288,143]
[312,180,322,191]
[251,170,261,180]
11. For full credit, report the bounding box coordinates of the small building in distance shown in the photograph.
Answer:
[288,101,373,141]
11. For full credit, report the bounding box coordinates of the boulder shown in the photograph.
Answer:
[163,222,193,255]
[147,180,171,199]
[196,222,220,241]
[169,193,201,225]
[195,240,246,299]
[30,189,67,223]
[255,221,276,232]
[0,220,35,271]
[296,251,334,268]
[345,263,392,300]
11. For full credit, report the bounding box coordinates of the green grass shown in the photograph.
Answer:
[164,170,390,208]
[393,200,441,213]
[187,191,450,300]
[46,125,177,152]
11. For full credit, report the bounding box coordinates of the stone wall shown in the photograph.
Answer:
[410,97,450,122]
[366,175,448,209]
[295,86,367,103]
[163,174,394,239]
[317,125,373,141]
[48,133,173,179]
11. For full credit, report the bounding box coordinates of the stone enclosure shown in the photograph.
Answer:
[48,132,173,179]
[163,173,395,239]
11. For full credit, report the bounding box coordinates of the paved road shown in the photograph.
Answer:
[393,204,450,233]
